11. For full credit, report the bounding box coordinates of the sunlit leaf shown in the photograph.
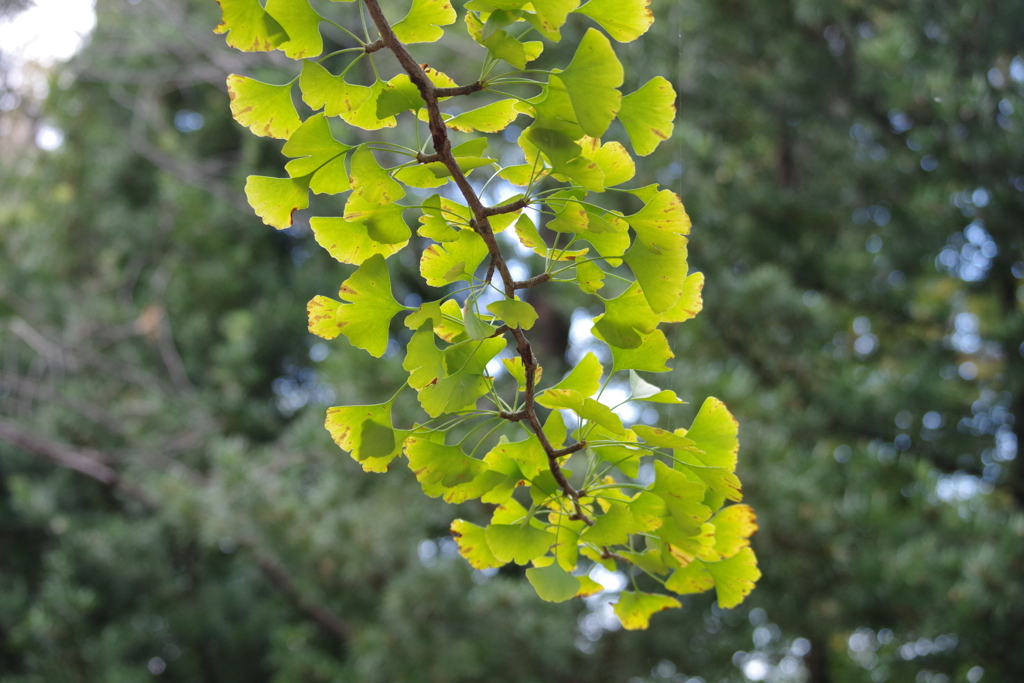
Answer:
[682,398,739,471]
[623,188,690,253]
[282,113,349,176]
[541,351,602,399]
[628,370,683,403]
[393,0,456,44]
[299,60,372,117]
[613,591,680,630]
[485,434,547,479]
[485,524,555,565]
[309,215,408,265]
[537,389,624,435]
[708,504,757,560]
[557,28,623,137]
[420,230,489,286]
[661,272,704,323]
[418,337,506,416]
[326,254,405,357]
[706,547,760,609]
[406,437,487,494]
[502,356,541,392]
[592,281,660,349]
[446,99,520,132]
[665,559,714,595]
[403,324,446,390]
[580,138,635,186]
[650,460,711,535]
[341,79,398,131]
[632,424,697,451]
[227,75,300,139]
[580,501,642,546]
[265,0,322,58]
[486,297,538,330]
[607,329,674,373]
[623,240,689,313]
[307,295,341,339]
[526,563,580,602]
[244,174,309,229]
[575,259,605,293]
[214,0,289,52]
[619,76,676,156]
[451,519,505,569]
[575,0,652,43]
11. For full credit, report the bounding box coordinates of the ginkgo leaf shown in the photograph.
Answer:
[281,112,349,178]
[348,145,405,206]
[343,198,411,245]
[538,389,624,435]
[487,298,538,330]
[406,437,487,493]
[451,519,505,569]
[613,591,681,630]
[393,0,456,44]
[214,0,289,52]
[623,240,689,313]
[684,398,739,471]
[394,164,448,189]
[575,0,653,43]
[418,337,506,416]
[623,188,690,253]
[580,501,642,546]
[522,0,579,40]
[227,75,300,139]
[446,100,520,132]
[709,504,757,560]
[575,259,605,293]
[662,272,704,323]
[632,424,697,451]
[342,79,398,131]
[502,356,541,392]
[706,547,760,609]
[309,216,408,265]
[607,329,674,373]
[526,563,580,602]
[484,435,547,479]
[483,30,544,70]
[308,156,350,195]
[592,282,661,349]
[245,175,310,229]
[580,138,635,186]
[307,295,341,339]
[528,76,584,140]
[665,559,715,595]
[265,0,322,58]
[557,29,623,138]
[522,126,581,168]
[513,214,587,261]
[331,254,405,357]
[620,548,669,576]
[463,299,496,340]
[485,524,554,565]
[576,574,604,597]
[547,196,589,233]
[619,76,676,156]
[378,69,458,118]
[676,463,742,505]
[324,401,395,461]
[628,370,683,403]
[299,60,371,117]
[650,460,711,535]
[418,194,469,241]
[542,351,602,399]
[420,230,489,286]
[403,324,446,390]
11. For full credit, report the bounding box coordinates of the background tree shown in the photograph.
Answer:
[1,0,1021,682]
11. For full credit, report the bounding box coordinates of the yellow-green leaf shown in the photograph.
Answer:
[310,215,408,265]
[557,28,623,138]
[484,524,555,565]
[619,76,676,156]
[684,397,739,471]
[265,0,322,58]
[575,0,653,43]
[420,230,489,286]
[705,547,760,609]
[393,0,457,44]
[623,239,689,313]
[331,254,405,357]
[709,504,757,560]
[446,99,520,132]
[451,520,504,569]
[613,591,681,630]
[214,0,289,52]
[665,559,715,595]
[662,272,704,323]
[526,563,581,602]
[282,112,349,178]
[487,297,538,330]
[244,174,310,229]
[299,60,372,117]
[592,281,660,349]
[307,295,341,339]
[623,188,690,253]
[227,75,300,139]
[608,329,674,373]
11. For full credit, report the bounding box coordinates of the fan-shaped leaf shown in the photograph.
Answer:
[265,0,322,58]
[575,0,652,43]
[227,75,300,139]
[245,174,310,229]
[613,591,681,630]
[214,0,289,52]
[619,76,676,156]
[557,28,623,137]
[393,0,456,43]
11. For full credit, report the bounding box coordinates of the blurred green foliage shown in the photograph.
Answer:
[0,0,1021,682]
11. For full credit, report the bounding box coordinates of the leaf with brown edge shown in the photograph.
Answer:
[451,519,505,570]
[613,591,681,630]
[214,0,289,52]
[227,75,300,139]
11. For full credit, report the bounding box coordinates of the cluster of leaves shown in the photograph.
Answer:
[216,0,760,629]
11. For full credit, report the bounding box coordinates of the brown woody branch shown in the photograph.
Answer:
[362,0,590,523]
